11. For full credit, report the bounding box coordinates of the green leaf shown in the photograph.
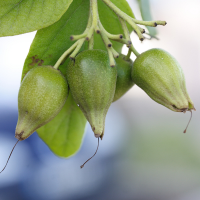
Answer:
[0,0,73,37]
[22,0,89,79]
[21,0,134,157]
[137,0,157,36]
[37,93,87,157]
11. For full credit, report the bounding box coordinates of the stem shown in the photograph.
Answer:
[85,6,94,40]
[86,26,94,40]
[102,0,131,20]
[86,0,100,40]
[118,17,132,46]
[102,0,166,41]
[70,38,85,59]
[91,2,117,66]
[88,34,94,50]
[99,21,131,47]
[54,2,95,69]
[114,38,131,46]
[138,26,145,34]
[99,22,112,47]
[130,44,140,57]
[87,5,93,29]
[91,0,99,33]
[110,47,119,58]
[101,25,123,40]
[125,48,132,60]
[99,21,122,43]
[53,41,78,69]
[102,0,144,40]
[70,33,87,41]
[105,32,123,40]
[133,19,166,26]
[71,5,92,40]
[107,47,115,67]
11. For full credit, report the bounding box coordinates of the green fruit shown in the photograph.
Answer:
[15,66,68,141]
[131,48,195,112]
[113,54,135,102]
[66,49,117,139]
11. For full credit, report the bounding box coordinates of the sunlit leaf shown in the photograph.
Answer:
[0,0,73,36]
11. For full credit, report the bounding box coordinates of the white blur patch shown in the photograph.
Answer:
[0,32,36,109]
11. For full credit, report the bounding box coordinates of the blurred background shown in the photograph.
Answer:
[0,0,200,199]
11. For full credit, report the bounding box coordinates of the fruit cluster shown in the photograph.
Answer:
[0,0,196,173]
[15,48,195,141]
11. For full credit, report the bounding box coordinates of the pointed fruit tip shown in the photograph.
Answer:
[15,131,24,141]
[94,134,101,138]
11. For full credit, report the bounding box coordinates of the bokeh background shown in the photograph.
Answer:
[0,0,200,199]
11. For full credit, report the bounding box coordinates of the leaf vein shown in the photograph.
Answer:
[25,0,35,27]
[0,0,23,20]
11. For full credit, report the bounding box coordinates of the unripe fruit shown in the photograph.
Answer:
[131,48,195,112]
[113,54,135,102]
[15,66,68,141]
[66,50,117,139]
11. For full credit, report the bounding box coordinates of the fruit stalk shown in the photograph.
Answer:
[54,0,166,69]
[102,0,166,41]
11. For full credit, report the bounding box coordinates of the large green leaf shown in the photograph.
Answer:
[137,0,157,36]
[0,0,73,37]
[37,93,87,157]
[21,0,134,157]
